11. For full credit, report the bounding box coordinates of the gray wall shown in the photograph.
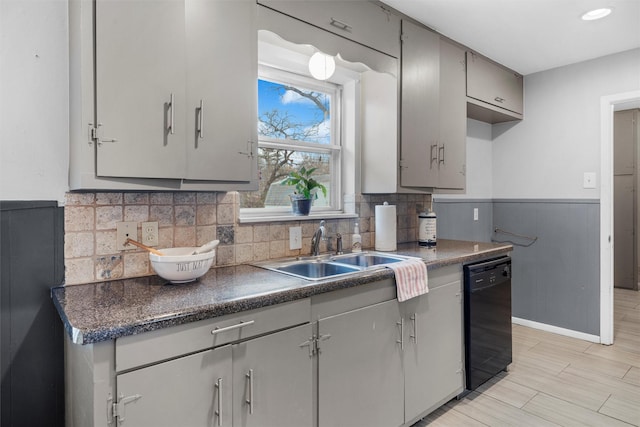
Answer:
[435,198,601,336]
[433,199,493,243]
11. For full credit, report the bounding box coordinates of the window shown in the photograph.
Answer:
[240,67,342,215]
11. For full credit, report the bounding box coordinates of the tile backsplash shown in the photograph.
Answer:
[63,191,431,285]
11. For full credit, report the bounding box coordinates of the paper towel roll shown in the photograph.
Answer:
[375,202,397,251]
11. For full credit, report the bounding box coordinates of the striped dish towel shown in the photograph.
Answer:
[388,258,429,302]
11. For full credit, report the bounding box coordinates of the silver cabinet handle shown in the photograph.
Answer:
[215,378,223,426]
[211,320,255,335]
[168,93,175,135]
[494,96,505,103]
[410,313,417,343]
[397,319,404,350]
[246,369,254,414]
[330,17,352,32]
[430,144,438,169]
[197,99,204,139]
[439,144,445,165]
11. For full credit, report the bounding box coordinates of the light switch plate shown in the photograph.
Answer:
[117,221,138,250]
[583,172,597,189]
[289,226,302,250]
[473,208,479,221]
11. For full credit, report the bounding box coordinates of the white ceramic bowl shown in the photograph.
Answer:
[149,247,216,284]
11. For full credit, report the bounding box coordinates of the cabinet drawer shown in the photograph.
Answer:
[259,0,400,58]
[116,298,310,372]
[466,52,523,115]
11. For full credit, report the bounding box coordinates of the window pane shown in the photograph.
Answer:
[240,148,331,208]
[258,79,331,145]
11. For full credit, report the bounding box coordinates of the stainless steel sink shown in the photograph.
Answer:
[331,253,408,268]
[274,261,360,280]
[255,251,416,281]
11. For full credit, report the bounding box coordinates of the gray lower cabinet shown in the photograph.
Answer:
[115,345,233,426]
[232,324,313,427]
[401,279,464,424]
[317,299,404,427]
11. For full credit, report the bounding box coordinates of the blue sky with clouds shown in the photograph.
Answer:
[258,79,331,144]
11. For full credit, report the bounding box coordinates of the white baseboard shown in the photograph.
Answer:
[512,317,601,344]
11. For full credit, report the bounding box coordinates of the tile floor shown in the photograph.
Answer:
[414,288,640,426]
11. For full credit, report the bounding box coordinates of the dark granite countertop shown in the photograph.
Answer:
[52,239,511,345]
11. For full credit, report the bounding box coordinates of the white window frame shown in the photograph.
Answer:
[240,66,344,220]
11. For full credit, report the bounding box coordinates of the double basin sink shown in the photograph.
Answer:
[256,251,416,281]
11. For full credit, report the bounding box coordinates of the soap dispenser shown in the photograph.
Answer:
[352,222,362,252]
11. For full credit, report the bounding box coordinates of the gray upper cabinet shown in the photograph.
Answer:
[258,0,400,58]
[70,0,257,190]
[466,52,524,123]
[95,0,187,179]
[400,20,466,190]
[185,0,257,182]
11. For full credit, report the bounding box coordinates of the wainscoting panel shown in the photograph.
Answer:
[1,201,65,427]
[493,199,600,336]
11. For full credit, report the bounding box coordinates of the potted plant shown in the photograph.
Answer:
[281,166,327,216]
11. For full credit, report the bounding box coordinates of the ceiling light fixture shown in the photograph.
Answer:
[308,52,336,81]
[581,7,612,21]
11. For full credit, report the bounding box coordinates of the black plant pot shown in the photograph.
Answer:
[290,196,313,216]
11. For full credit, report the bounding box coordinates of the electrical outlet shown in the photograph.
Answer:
[117,221,138,251]
[473,208,479,221]
[142,221,159,247]
[289,226,302,250]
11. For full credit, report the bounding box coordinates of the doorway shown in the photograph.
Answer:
[613,109,639,291]
[600,90,640,346]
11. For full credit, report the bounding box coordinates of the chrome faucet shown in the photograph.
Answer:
[310,220,326,256]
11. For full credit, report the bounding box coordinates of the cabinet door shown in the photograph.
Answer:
[400,20,440,188]
[185,0,257,182]
[466,52,523,115]
[116,345,232,426]
[318,299,404,427]
[403,281,464,420]
[232,324,313,427]
[258,0,400,58]
[437,39,466,190]
[95,0,187,179]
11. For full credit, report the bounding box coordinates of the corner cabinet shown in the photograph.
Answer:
[69,0,257,191]
[399,20,466,190]
[466,52,524,123]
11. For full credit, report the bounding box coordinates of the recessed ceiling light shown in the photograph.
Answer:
[581,7,612,21]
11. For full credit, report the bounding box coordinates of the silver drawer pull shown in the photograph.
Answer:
[494,96,505,103]
[211,320,255,335]
[330,17,352,32]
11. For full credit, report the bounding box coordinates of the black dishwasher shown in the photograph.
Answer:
[463,256,512,391]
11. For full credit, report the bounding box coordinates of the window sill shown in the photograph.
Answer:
[238,211,358,224]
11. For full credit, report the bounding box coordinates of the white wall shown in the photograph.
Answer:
[0,0,69,204]
[492,48,640,200]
